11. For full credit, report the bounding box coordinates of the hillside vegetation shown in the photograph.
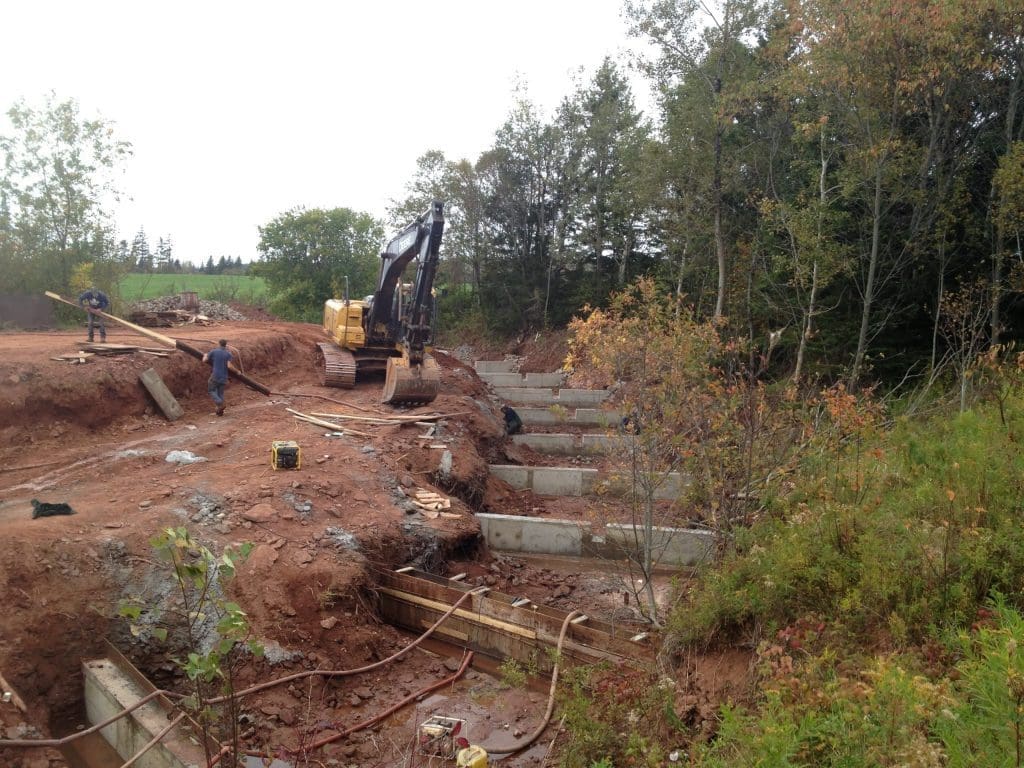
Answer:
[555,287,1024,766]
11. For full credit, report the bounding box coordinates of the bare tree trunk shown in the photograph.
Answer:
[932,242,946,372]
[793,261,817,383]
[991,52,1021,344]
[851,163,884,385]
[713,120,726,320]
[675,241,689,320]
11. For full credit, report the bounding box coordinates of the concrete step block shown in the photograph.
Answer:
[512,433,578,455]
[477,512,589,556]
[475,360,518,373]
[603,524,715,566]
[494,387,611,407]
[523,372,565,387]
[84,659,206,767]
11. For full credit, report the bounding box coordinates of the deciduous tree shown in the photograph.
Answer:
[254,207,382,322]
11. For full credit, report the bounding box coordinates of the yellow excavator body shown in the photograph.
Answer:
[318,298,440,406]
[315,202,445,406]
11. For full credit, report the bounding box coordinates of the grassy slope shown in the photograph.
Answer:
[118,273,267,303]
[674,397,1024,766]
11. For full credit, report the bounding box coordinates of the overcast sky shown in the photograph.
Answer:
[1,0,652,264]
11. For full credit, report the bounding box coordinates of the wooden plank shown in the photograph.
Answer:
[420,619,469,641]
[382,569,654,662]
[376,587,537,639]
[0,669,27,712]
[46,291,272,396]
[138,367,184,422]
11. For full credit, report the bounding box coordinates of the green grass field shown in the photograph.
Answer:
[119,273,269,304]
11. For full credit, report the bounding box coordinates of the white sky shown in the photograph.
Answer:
[1,0,651,264]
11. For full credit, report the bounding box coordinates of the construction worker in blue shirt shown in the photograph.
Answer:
[203,339,233,416]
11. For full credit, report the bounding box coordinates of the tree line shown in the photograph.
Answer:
[4,1,1022,389]
[0,96,250,300]
[373,0,1022,388]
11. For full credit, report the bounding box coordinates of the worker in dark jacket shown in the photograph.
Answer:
[501,404,523,435]
[77,287,110,342]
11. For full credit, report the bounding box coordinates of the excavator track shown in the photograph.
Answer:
[315,342,357,388]
[382,354,440,406]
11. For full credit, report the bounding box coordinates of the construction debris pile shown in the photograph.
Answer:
[128,295,247,326]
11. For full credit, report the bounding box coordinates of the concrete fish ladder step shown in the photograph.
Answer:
[478,371,566,388]
[474,360,518,373]
[515,407,621,427]
[476,512,714,567]
[511,433,625,455]
[489,464,684,500]
[492,387,610,407]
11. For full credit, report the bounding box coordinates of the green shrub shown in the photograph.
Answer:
[668,401,1024,650]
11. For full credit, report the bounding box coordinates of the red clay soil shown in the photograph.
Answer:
[0,321,749,767]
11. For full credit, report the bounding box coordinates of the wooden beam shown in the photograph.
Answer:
[0,670,27,712]
[138,368,184,421]
[44,291,271,396]
[377,587,537,640]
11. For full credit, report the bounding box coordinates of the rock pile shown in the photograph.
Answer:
[130,294,246,321]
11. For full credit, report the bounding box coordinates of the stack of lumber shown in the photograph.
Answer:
[410,489,459,519]
[76,342,172,357]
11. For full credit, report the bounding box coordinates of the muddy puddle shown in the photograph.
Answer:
[58,730,122,768]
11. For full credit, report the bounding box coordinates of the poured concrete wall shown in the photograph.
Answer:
[489,464,684,500]
[479,371,566,388]
[494,388,610,407]
[516,407,621,427]
[477,512,714,566]
[602,524,715,566]
[511,433,629,456]
[84,660,205,768]
[475,360,517,373]
[477,513,587,556]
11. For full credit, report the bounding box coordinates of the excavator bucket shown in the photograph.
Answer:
[382,354,440,406]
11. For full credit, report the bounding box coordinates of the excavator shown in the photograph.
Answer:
[316,200,444,405]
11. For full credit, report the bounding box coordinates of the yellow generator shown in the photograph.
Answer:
[316,201,444,406]
[270,441,301,470]
[457,745,489,767]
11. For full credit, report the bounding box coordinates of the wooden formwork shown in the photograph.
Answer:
[375,568,655,673]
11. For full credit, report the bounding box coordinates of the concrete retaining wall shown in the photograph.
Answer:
[477,513,587,556]
[476,513,714,567]
[516,407,621,427]
[84,659,205,768]
[475,360,517,373]
[494,387,610,407]
[511,433,626,455]
[479,371,566,388]
[489,464,684,500]
[603,524,715,566]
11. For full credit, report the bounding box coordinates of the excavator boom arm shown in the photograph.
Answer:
[366,201,444,354]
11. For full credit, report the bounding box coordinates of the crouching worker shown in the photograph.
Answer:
[501,404,523,435]
[77,286,110,342]
[202,339,233,416]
